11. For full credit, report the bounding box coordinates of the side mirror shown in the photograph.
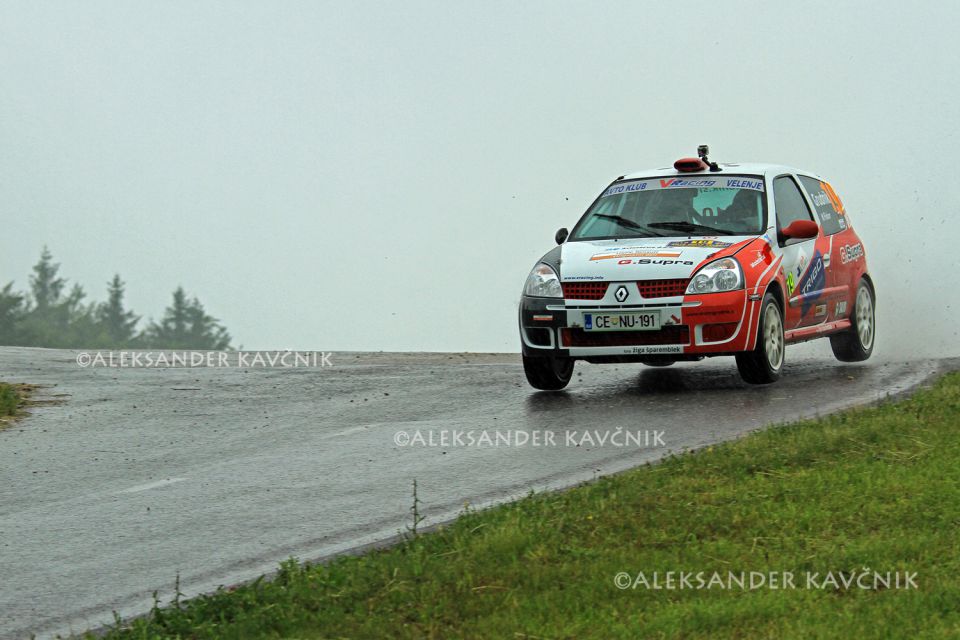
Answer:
[781,219,819,240]
[555,227,569,244]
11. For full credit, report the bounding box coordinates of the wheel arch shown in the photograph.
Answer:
[764,280,786,314]
[744,279,785,351]
[859,272,876,302]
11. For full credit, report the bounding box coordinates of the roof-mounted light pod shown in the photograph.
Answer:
[674,157,708,172]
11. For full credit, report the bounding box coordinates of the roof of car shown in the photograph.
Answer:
[621,163,821,181]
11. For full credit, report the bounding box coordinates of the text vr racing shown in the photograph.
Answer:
[519,146,875,390]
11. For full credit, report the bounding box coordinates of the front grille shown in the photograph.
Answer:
[562,282,608,300]
[637,279,689,298]
[561,325,690,347]
[562,279,689,300]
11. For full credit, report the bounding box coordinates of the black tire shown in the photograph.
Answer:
[523,355,574,390]
[830,279,875,362]
[736,292,784,385]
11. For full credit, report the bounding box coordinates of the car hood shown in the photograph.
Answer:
[559,236,758,281]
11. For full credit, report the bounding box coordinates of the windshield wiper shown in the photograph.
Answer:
[593,214,666,236]
[648,221,736,236]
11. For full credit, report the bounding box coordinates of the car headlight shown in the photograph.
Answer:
[686,257,744,294]
[523,263,563,298]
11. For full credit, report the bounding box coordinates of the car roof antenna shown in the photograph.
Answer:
[697,144,722,172]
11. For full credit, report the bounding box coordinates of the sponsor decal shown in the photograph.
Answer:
[840,243,864,264]
[600,245,663,251]
[667,239,733,249]
[823,253,831,268]
[800,254,824,296]
[811,191,832,208]
[815,304,827,316]
[686,308,736,317]
[623,259,695,266]
[626,345,683,355]
[749,243,773,268]
[797,251,826,315]
[835,300,848,316]
[725,178,765,191]
[601,176,764,196]
[601,181,649,198]
[786,271,796,295]
[821,181,846,215]
[660,178,718,188]
[564,275,605,281]
[591,249,682,261]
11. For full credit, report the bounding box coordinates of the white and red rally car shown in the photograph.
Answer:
[519,147,875,390]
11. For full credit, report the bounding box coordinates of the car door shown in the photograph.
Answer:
[772,175,826,329]
[798,175,855,323]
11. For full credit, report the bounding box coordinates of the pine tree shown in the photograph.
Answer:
[29,247,65,312]
[96,275,140,346]
[21,248,74,346]
[142,287,189,348]
[58,284,100,347]
[142,287,231,349]
[0,282,25,345]
[186,296,232,350]
[6,249,234,349]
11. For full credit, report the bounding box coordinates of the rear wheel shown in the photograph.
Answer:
[736,292,784,385]
[830,280,875,362]
[523,355,574,390]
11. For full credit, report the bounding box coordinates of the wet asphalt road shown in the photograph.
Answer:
[0,346,951,639]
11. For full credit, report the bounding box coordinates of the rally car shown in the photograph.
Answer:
[519,146,875,390]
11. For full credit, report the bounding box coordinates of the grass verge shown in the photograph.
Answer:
[92,373,960,639]
[0,382,34,428]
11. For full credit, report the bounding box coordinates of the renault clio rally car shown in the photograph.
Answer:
[519,147,875,390]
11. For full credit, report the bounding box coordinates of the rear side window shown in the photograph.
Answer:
[798,175,848,235]
[773,176,814,241]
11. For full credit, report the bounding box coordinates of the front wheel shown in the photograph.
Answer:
[830,280,875,362]
[736,292,784,385]
[523,355,574,390]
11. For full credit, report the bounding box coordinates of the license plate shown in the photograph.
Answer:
[584,311,660,332]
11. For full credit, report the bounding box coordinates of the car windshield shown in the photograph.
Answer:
[570,176,766,240]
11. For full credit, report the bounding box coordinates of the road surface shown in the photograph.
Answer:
[0,346,950,638]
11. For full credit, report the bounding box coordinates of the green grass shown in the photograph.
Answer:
[0,382,22,419]
[93,373,960,639]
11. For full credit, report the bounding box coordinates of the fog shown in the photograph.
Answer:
[1,1,957,356]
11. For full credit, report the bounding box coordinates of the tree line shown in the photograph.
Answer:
[0,248,232,349]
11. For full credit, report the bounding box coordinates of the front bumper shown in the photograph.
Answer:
[519,289,754,360]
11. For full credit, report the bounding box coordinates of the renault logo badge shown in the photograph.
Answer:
[614,285,629,302]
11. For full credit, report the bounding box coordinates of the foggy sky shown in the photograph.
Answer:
[1,1,958,356]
